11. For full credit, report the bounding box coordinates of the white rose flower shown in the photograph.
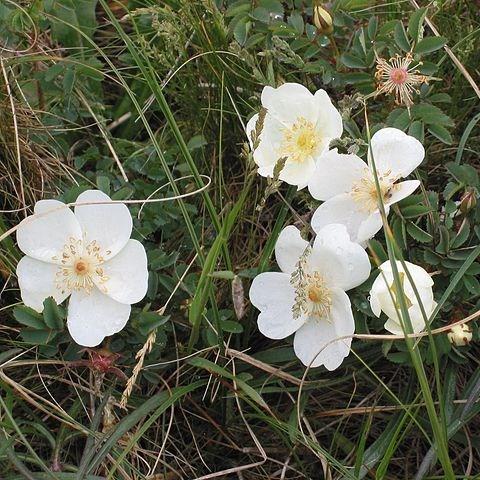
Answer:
[16,190,148,347]
[246,83,343,189]
[249,224,370,370]
[369,260,436,335]
[308,127,425,244]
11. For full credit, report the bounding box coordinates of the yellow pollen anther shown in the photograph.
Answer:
[281,117,320,163]
[351,172,395,213]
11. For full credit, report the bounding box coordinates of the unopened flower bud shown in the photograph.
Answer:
[447,323,473,347]
[313,3,333,34]
[459,188,477,215]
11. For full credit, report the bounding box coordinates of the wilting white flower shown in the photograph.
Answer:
[246,83,342,189]
[249,224,370,369]
[308,127,425,244]
[16,190,148,347]
[369,260,435,335]
[447,323,473,346]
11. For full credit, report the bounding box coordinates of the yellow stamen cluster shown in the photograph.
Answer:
[351,170,395,213]
[53,237,109,294]
[306,272,333,319]
[281,117,320,163]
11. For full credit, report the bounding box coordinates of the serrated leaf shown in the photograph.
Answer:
[406,222,433,243]
[21,329,57,345]
[414,36,446,54]
[13,306,45,329]
[408,7,427,43]
[42,297,65,330]
[428,124,453,145]
[394,21,410,52]
[340,53,366,68]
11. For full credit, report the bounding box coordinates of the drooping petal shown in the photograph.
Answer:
[74,190,132,261]
[313,89,343,140]
[249,272,305,339]
[312,224,371,291]
[370,128,425,179]
[293,289,354,370]
[275,226,309,274]
[261,83,318,125]
[308,149,366,201]
[357,209,386,245]
[386,180,420,207]
[16,256,71,312]
[98,239,148,304]
[279,156,316,188]
[311,194,372,244]
[16,200,82,264]
[67,287,131,347]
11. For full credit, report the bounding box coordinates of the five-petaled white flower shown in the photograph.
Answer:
[16,190,148,347]
[308,127,425,244]
[369,260,436,335]
[249,224,370,370]
[246,82,343,189]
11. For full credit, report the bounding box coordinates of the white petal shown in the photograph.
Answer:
[311,194,371,244]
[16,200,82,264]
[293,290,354,369]
[379,260,433,288]
[249,272,305,339]
[16,256,70,312]
[370,128,425,179]
[98,240,148,304]
[279,156,316,188]
[67,287,131,347]
[313,89,343,140]
[386,180,420,207]
[275,226,309,274]
[74,190,132,260]
[308,149,366,200]
[261,83,317,125]
[312,224,371,290]
[357,209,386,245]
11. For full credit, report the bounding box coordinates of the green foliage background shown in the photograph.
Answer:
[0,0,479,478]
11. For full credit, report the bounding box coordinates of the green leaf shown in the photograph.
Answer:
[42,297,65,330]
[219,320,244,334]
[400,205,432,218]
[408,7,427,43]
[406,222,433,243]
[408,120,424,142]
[446,162,479,186]
[340,53,366,68]
[464,275,480,295]
[428,124,453,145]
[287,12,304,35]
[137,312,170,336]
[21,329,57,345]
[394,21,410,52]
[414,36,447,54]
[13,306,45,329]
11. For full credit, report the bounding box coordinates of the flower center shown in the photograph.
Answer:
[351,171,395,213]
[389,68,408,85]
[74,260,89,275]
[305,272,333,319]
[281,117,319,163]
[53,237,109,294]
